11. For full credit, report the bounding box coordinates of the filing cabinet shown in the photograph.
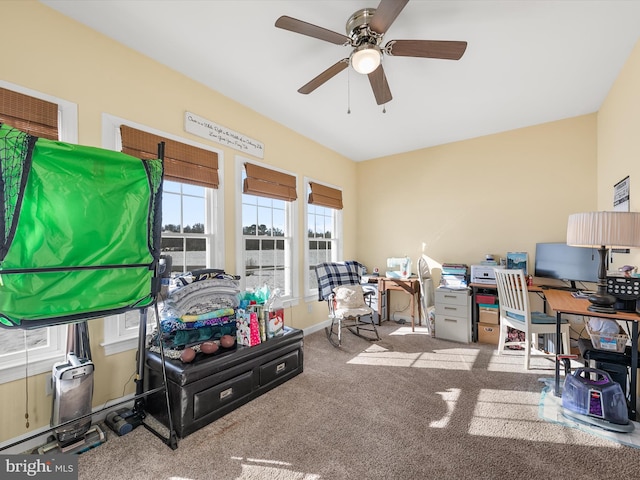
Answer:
[435,287,472,343]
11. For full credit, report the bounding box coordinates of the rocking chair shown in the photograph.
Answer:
[315,261,380,347]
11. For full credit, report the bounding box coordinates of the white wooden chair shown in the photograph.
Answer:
[417,255,435,334]
[494,268,570,369]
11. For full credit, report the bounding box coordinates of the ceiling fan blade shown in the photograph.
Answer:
[298,59,349,94]
[368,64,392,105]
[386,40,467,60]
[275,16,349,45]
[370,0,409,34]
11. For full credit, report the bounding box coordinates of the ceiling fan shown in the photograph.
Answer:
[275,0,467,105]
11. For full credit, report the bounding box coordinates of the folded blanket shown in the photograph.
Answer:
[161,314,235,333]
[180,307,235,323]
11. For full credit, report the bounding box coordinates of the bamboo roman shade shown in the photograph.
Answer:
[120,125,218,189]
[243,163,297,201]
[308,182,343,210]
[0,88,58,140]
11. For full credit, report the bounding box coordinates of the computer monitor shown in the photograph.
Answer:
[534,242,601,289]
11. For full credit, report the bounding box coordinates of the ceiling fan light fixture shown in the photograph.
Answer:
[351,44,381,75]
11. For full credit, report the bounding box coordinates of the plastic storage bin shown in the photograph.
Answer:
[586,321,628,353]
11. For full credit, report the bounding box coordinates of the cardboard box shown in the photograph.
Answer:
[478,322,500,345]
[478,305,499,324]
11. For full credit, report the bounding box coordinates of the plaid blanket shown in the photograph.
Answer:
[315,261,364,301]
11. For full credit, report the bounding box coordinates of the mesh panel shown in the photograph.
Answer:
[0,124,33,260]
[145,158,164,253]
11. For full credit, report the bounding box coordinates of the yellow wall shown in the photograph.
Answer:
[598,38,640,269]
[356,115,597,290]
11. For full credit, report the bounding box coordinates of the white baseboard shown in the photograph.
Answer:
[302,318,332,336]
[0,396,135,454]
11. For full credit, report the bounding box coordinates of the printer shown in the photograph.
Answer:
[471,265,504,284]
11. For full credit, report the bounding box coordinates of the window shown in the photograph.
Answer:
[236,158,298,302]
[304,179,343,297]
[102,115,223,354]
[0,81,77,382]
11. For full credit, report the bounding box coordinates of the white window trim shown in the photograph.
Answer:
[0,81,78,382]
[303,177,343,301]
[235,156,299,308]
[0,327,68,384]
[101,114,224,354]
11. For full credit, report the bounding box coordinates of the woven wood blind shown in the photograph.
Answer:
[308,182,343,210]
[0,87,58,140]
[243,163,297,201]
[120,125,219,189]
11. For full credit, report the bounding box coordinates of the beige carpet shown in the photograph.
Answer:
[78,324,640,479]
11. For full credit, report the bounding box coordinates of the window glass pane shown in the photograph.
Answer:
[163,180,181,194]
[309,266,318,290]
[243,193,258,206]
[324,215,333,238]
[161,237,182,252]
[162,191,181,232]
[185,238,206,271]
[273,208,285,237]
[163,238,185,271]
[242,204,258,234]
[0,329,49,357]
[257,206,272,236]
[182,183,204,196]
[257,196,272,207]
[182,195,205,232]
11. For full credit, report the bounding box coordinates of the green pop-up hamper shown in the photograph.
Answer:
[0,123,163,328]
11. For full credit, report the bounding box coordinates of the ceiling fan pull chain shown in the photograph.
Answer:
[347,66,351,114]
[382,56,387,113]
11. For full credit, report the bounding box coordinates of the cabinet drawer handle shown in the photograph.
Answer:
[276,362,286,374]
[220,388,233,400]
[444,306,457,310]
[444,318,458,323]
[444,295,456,299]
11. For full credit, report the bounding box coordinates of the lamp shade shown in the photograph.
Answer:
[567,211,640,248]
[351,45,381,75]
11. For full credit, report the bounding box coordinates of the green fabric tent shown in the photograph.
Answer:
[0,123,163,328]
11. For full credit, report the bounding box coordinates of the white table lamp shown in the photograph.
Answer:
[567,211,640,313]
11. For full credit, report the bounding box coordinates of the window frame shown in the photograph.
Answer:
[101,114,224,354]
[303,177,343,300]
[235,156,298,307]
[0,80,77,383]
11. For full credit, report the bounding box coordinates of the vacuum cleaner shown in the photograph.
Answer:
[561,367,634,433]
[37,322,106,454]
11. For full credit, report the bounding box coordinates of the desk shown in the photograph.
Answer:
[544,288,640,420]
[377,277,422,331]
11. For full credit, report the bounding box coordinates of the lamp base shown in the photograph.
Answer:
[587,303,616,314]
[587,291,617,314]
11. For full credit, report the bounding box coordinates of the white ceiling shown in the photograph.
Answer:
[40,0,640,162]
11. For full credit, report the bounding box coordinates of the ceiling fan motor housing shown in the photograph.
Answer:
[346,8,382,47]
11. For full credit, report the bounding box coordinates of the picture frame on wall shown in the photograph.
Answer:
[613,176,631,253]
[506,252,528,274]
